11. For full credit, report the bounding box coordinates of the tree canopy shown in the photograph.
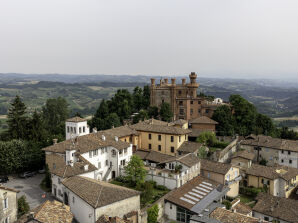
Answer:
[124,155,147,187]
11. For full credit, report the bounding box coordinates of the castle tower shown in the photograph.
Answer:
[65,116,90,140]
[189,72,197,84]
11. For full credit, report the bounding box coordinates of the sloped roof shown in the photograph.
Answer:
[134,150,173,163]
[177,141,203,153]
[97,125,139,138]
[210,207,260,223]
[43,132,131,154]
[190,116,218,125]
[0,186,19,193]
[46,153,97,178]
[96,215,129,223]
[232,150,255,161]
[171,119,188,125]
[33,200,73,223]
[66,116,87,122]
[62,176,140,209]
[130,121,191,135]
[246,164,298,181]
[253,193,298,223]
[200,159,232,175]
[160,153,200,167]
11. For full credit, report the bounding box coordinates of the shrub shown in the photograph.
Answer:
[222,200,232,210]
[155,185,168,191]
[18,195,30,218]
[147,180,157,188]
[239,186,263,198]
[147,204,159,223]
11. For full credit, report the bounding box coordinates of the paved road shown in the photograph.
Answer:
[3,174,53,209]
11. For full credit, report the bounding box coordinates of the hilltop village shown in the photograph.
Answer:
[1,73,298,223]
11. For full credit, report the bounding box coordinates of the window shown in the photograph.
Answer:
[119,150,123,155]
[206,109,209,114]
[170,204,172,209]
[121,160,126,166]
[93,150,98,156]
[207,173,210,178]
[171,147,174,153]
[89,151,92,158]
[158,145,161,151]
[79,127,81,133]
[281,159,284,163]
[3,197,8,209]
[105,160,108,166]
[83,126,85,133]
[148,134,152,140]
[198,109,201,114]
[58,178,61,184]
[190,101,193,104]
[171,136,174,142]
[179,109,184,115]
[289,159,292,164]
[98,162,101,169]
[179,136,181,142]
[176,206,192,223]
[179,101,183,106]
[70,127,73,133]
[124,148,127,153]
[4,217,9,223]
[198,101,201,104]
[74,128,76,133]
[288,151,291,155]
[190,109,193,114]
[264,217,269,221]
[282,150,284,154]
[149,144,152,150]
[67,126,70,133]
[158,135,161,141]
[179,90,182,95]
[73,196,75,203]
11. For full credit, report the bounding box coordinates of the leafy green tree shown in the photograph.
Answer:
[197,146,208,158]
[133,87,144,111]
[124,155,147,187]
[105,113,121,129]
[142,85,151,109]
[148,106,159,119]
[142,181,154,203]
[229,95,257,136]
[133,110,149,124]
[212,105,235,136]
[159,102,173,122]
[26,111,47,144]
[44,164,52,189]
[18,195,30,218]
[196,132,217,147]
[255,113,276,136]
[95,99,109,119]
[6,95,28,140]
[42,97,69,137]
[147,204,159,223]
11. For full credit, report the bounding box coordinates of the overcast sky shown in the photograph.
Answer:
[0,0,298,78]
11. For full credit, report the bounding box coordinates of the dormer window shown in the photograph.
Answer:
[112,150,116,156]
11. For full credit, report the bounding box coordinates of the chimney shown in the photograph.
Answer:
[151,78,156,86]
[182,78,186,85]
[115,136,118,142]
[164,78,168,84]
[84,164,89,171]
[102,135,106,141]
[171,78,176,85]
[53,139,58,145]
[93,127,97,133]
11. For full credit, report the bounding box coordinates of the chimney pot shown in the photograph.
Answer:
[53,139,58,145]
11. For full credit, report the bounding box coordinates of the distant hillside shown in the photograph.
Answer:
[0,73,298,119]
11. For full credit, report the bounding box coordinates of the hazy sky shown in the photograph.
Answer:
[0,0,298,78]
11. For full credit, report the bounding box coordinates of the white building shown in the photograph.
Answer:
[0,186,19,223]
[135,150,200,189]
[65,116,90,140]
[62,176,140,223]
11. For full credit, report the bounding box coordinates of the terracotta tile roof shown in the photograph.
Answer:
[241,134,298,152]
[210,207,260,223]
[46,153,97,178]
[171,119,188,125]
[232,150,255,161]
[96,215,129,223]
[130,121,191,135]
[165,176,224,212]
[161,153,200,167]
[200,159,232,175]
[97,125,139,138]
[0,185,19,193]
[246,164,298,181]
[43,132,130,153]
[33,200,73,223]
[177,141,203,153]
[62,176,140,209]
[190,116,218,125]
[231,199,252,215]
[253,193,298,223]
[134,150,174,163]
[66,116,87,122]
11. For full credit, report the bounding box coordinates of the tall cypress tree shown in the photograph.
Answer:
[7,95,28,140]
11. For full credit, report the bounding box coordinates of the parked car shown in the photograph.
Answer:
[19,171,37,178]
[38,168,45,174]
[0,175,9,183]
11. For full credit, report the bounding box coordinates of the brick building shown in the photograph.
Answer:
[150,72,225,121]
